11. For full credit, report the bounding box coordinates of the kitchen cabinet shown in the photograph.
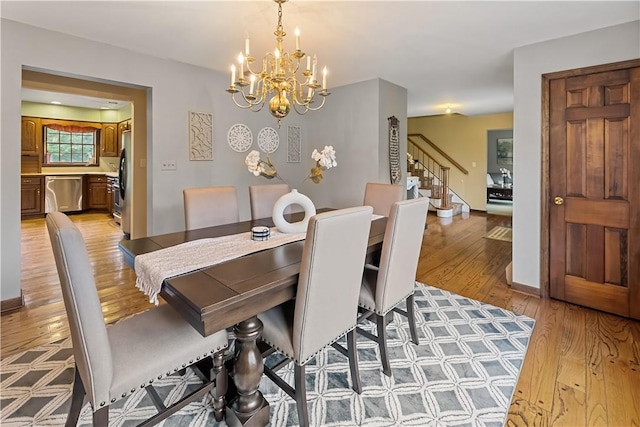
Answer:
[21,175,44,217]
[117,119,131,154]
[86,175,109,210]
[100,123,118,157]
[21,117,42,155]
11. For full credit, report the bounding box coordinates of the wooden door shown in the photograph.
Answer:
[20,179,42,215]
[549,64,640,319]
[86,175,108,209]
[21,117,41,155]
[100,123,118,157]
[87,182,108,209]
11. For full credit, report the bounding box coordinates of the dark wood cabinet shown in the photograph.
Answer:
[100,123,118,157]
[21,175,44,217]
[21,117,42,155]
[86,175,108,209]
[117,119,131,155]
[20,174,112,219]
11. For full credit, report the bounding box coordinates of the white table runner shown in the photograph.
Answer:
[135,228,306,305]
[135,214,384,305]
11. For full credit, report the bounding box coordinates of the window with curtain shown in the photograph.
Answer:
[44,124,98,165]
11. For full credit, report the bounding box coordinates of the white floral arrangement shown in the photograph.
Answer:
[245,145,337,185]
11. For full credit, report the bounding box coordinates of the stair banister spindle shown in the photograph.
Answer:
[441,166,450,209]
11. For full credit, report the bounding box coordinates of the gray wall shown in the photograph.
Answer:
[378,79,408,185]
[0,19,407,301]
[301,79,379,208]
[512,20,639,290]
[299,78,407,209]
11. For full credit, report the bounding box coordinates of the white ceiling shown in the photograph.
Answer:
[3,1,639,116]
[21,88,130,110]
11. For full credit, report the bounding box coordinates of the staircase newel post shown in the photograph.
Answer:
[441,167,450,209]
[430,158,434,189]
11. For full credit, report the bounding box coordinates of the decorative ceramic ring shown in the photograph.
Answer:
[272,189,316,234]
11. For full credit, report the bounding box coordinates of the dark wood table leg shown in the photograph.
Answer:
[226,316,270,427]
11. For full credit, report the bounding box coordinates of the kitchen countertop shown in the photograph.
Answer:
[21,171,118,177]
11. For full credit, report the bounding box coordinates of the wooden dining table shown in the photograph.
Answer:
[119,209,387,427]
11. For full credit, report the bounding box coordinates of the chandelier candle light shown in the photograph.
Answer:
[226,0,330,127]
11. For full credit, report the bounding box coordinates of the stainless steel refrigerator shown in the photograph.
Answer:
[118,130,132,238]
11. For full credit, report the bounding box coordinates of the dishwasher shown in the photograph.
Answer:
[45,176,83,213]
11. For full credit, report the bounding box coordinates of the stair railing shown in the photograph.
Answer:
[408,142,451,209]
[408,133,469,175]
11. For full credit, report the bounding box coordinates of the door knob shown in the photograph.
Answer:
[554,196,564,205]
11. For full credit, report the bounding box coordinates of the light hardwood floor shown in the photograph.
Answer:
[2,211,639,426]
[3,213,149,355]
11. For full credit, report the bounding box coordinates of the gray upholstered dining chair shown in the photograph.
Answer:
[46,212,229,426]
[183,185,239,230]
[258,206,373,427]
[356,198,429,377]
[363,182,405,216]
[248,183,290,220]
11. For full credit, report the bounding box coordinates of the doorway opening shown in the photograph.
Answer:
[22,68,149,237]
[486,129,513,217]
[19,68,149,314]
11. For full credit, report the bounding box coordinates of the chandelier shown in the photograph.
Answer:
[226,0,329,127]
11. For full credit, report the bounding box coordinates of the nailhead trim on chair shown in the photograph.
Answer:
[105,344,228,407]
[262,326,356,365]
[381,290,416,316]
[360,289,415,316]
[359,303,375,312]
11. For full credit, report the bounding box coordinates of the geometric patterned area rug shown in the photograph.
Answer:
[484,225,512,242]
[0,283,534,427]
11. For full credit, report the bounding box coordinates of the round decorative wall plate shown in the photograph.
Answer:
[227,124,253,152]
[257,127,280,153]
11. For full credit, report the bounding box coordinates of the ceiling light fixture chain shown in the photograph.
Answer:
[226,0,330,128]
[276,0,284,32]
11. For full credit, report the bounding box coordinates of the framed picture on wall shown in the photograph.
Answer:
[497,138,513,165]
